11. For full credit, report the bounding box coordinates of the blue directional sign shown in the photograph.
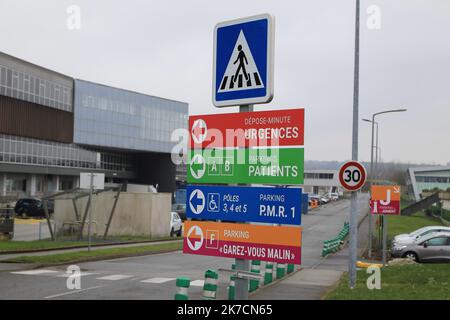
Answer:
[186,185,302,225]
[213,14,274,107]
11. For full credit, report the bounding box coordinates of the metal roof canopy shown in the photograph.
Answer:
[41,185,123,241]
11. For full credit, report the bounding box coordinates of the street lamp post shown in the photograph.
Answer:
[363,119,379,178]
[348,0,360,289]
[362,118,378,259]
[377,147,381,172]
[364,108,407,260]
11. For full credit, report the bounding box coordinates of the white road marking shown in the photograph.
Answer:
[57,272,98,278]
[96,274,133,281]
[140,277,175,284]
[11,269,59,275]
[44,286,104,299]
[190,280,204,287]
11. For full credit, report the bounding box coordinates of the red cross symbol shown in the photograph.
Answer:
[191,119,207,144]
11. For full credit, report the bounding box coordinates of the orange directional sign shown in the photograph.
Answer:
[370,185,401,215]
[183,220,302,265]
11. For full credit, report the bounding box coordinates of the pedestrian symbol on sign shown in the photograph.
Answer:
[218,30,264,93]
[234,45,248,81]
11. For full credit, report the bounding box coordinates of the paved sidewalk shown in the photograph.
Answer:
[251,203,370,300]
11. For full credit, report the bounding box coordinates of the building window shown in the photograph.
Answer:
[5,174,26,192]
[0,63,73,112]
[59,177,74,191]
[0,134,135,173]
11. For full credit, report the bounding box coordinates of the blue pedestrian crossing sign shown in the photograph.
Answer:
[213,14,274,107]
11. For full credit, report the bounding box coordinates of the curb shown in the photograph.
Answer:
[248,267,302,298]
[0,238,182,255]
[3,248,183,269]
[320,271,346,300]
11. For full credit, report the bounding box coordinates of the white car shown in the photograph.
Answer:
[392,226,450,246]
[324,192,339,201]
[330,193,339,200]
[320,196,330,204]
[170,212,183,237]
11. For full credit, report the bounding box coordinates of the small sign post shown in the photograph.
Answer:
[370,185,401,265]
[338,160,367,288]
[80,173,105,251]
[212,13,275,300]
[184,13,304,301]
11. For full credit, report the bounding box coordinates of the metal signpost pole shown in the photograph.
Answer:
[375,122,379,176]
[234,104,254,300]
[368,116,375,259]
[371,109,406,256]
[382,214,388,265]
[88,173,93,252]
[368,119,379,258]
[349,0,360,289]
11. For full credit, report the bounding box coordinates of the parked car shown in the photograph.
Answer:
[391,232,450,262]
[392,226,450,246]
[320,195,330,204]
[170,212,183,237]
[324,192,339,201]
[171,203,186,221]
[14,198,54,218]
[309,194,326,206]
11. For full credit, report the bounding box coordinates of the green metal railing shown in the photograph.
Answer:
[321,222,349,257]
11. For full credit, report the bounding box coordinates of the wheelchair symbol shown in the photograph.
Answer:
[207,193,220,213]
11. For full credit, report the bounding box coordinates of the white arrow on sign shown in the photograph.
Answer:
[186,225,204,251]
[190,154,206,179]
[189,189,205,215]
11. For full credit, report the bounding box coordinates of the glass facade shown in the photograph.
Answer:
[416,176,450,183]
[0,134,135,173]
[415,172,450,194]
[0,53,189,196]
[74,80,188,153]
[0,63,72,112]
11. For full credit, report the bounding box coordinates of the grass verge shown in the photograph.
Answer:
[3,241,182,265]
[325,264,450,300]
[0,236,176,253]
[0,240,89,253]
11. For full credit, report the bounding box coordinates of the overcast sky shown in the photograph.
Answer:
[1,0,449,165]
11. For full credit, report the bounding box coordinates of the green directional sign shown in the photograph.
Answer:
[187,147,304,185]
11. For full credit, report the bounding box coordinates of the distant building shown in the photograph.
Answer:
[0,51,188,197]
[406,166,450,201]
[302,170,341,195]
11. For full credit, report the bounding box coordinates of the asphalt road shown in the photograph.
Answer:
[0,194,369,300]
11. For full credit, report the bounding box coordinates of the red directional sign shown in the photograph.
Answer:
[189,108,304,149]
[338,161,367,192]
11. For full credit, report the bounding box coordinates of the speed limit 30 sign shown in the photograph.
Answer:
[338,161,367,191]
